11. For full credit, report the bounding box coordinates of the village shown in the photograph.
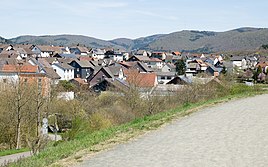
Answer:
[0,44,266,98]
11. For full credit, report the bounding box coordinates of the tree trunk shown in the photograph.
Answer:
[16,117,21,149]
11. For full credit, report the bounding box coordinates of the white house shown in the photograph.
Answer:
[32,45,64,57]
[92,49,105,60]
[156,72,176,85]
[52,63,74,81]
[230,56,246,69]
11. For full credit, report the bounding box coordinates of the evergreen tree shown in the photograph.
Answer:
[175,59,186,75]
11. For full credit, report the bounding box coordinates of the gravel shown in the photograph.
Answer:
[77,94,268,167]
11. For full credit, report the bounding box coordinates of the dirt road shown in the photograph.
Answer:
[77,94,268,167]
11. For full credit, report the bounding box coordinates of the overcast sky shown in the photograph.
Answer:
[1,0,268,39]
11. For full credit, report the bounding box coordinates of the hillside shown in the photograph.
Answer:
[8,27,268,53]
[0,36,10,44]
[10,35,124,49]
[147,27,268,53]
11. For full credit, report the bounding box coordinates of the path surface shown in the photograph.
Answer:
[77,94,268,167]
[0,134,62,166]
[0,151,31,166]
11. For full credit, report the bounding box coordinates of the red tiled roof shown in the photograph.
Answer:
[72,78,88,85]
[150,58,162,62]
[125,70,157,88]
[172,51,181,55]
[2,65,38,73]
[257,62,268,68]
[79,56,93,61]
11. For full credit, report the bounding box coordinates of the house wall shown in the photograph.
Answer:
[201,66,207,71]
[0,73,19,89]
[113,55,124,62]
[81,68,92,79]
[92,54,105,60]
[232,61,242,67]
[52,64,74,81]
[157,75,175,85]
[162,65,171,72]
[20,74,51,97]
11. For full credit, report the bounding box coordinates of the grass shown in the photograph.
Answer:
[0,148,29,157]
[7,85,267,167]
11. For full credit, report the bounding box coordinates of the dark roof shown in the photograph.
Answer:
[230,56,244,61]
[71,60,93,68]
[137,62,154,72]
[43,67,61,79]
[156,72,176,76]
[59,54,77,59]
[53,63,74,70]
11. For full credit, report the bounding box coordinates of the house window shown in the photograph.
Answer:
[161,76,165,80]
[77,68,79,72]
[167,76,172,80]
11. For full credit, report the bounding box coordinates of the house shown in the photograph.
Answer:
[90,78,129,93]
[186,59,208,76]
[92,49,105,60]
[69,46,90,56]
[206,63,219,77]
[70,78,88,89]
[51,63,74,81]
[28,57,61,84]
[132,62,154,73]
[128,55,151,62]
[230,56,246,69]
[0,50,23,60]
[41,67,61,85]
[0,44,11,53]
[14,48,29,59]
[156,72,176,84]
[53,53,77,59]
[256,61,268,73]
[69,60,94,79]
[151,52,166,60]
[87,66,125,87]
[162,63,176,72]
[124,70,157,88]
[166,76,190,85]
[172,51,181,56]
[107,50,124,62]
[128,56,163,69]
[32,45,65,57]
[0,64,51,96]
[147,58,163,69]
[135,50,150,57]
[165,55,181,64]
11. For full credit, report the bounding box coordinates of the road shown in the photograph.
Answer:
[77,94,268,167]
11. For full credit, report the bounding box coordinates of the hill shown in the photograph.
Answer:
[8,27,268,53]
[9,35,124,49]
[0,36,10,44]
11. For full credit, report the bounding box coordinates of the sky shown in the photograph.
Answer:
[1,0,268,40]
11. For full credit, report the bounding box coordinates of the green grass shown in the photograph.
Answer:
[0,148,29,157]
[7,85,267,167]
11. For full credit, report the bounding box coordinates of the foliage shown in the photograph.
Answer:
[175,59,186,75]
[261,44,268,50]
[57,80,75,92]
[6,82,264,167]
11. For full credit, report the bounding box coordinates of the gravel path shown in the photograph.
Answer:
[77,94,268,167]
